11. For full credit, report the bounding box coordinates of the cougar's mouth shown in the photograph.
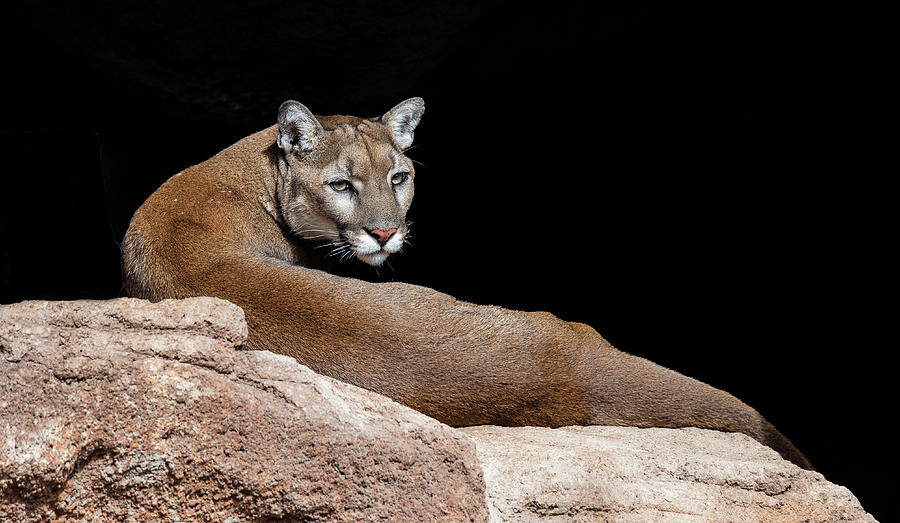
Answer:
[328,227,405,266]
[354,227,404,266]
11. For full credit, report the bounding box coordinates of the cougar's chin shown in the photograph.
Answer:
[356,251,391,266]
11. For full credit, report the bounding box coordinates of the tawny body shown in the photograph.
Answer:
[123,100,811,469]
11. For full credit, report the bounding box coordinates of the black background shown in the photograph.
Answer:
[2,3,896,520]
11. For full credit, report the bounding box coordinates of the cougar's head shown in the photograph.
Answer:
[275,97,424,266]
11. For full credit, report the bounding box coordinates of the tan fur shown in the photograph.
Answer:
[123,99,812,469]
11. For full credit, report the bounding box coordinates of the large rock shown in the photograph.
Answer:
[462,425,876,522]
[1,297,876,522]
[0,298,488,522]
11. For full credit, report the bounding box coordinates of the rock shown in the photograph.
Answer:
[0,297,488,522]
[461,425,876,522]
[1,297,877,522]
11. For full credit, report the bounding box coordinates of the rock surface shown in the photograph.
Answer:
[0,297,488,522]
[462,425,876,522]
[1,297,877,522]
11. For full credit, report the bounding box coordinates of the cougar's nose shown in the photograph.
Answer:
[366,228,398,245]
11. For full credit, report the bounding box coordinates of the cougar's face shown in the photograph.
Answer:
[277,98,424,266]
[283,120,415,266]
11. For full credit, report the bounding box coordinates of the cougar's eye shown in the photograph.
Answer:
[329,180,351,192]
[391,172,409,185]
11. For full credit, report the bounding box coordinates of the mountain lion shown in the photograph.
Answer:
[122,97,812,469]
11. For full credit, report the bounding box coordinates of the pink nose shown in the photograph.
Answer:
[367,228,397,245]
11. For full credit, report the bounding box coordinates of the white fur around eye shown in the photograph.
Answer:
[331,192,356,222]
[389,171,409,186]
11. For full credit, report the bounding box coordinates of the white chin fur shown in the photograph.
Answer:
[357,251,390,266]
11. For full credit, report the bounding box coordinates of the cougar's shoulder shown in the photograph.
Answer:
[122,125,290,299]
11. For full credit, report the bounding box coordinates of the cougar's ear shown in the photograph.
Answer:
[277,100,325,155]
[380,97,425,150]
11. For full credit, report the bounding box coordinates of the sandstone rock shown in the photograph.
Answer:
[0,297,488,522]
[461,425,876,522]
